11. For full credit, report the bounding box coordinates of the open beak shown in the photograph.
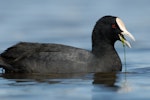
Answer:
[116,18,135,48]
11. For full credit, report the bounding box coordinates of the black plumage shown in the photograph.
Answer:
[0,16,135,74]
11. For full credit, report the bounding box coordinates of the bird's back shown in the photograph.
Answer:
[0,42,94,73]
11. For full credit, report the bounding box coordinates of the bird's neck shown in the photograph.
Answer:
[91,27,116,57]
[92,41,116,57]
[92,42,122,71]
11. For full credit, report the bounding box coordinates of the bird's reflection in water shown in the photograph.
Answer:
[0,73,89,84]
[92,72,120,100]
[93,72,117,86]
[92,72,120,92]
[1,72,119,89]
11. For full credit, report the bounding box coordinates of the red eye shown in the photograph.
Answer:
[112,24,116,29]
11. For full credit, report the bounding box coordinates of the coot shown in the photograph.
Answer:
[0,16,135,74]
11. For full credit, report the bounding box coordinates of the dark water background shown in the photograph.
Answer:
[0,0,150,100]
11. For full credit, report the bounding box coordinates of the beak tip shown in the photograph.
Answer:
[127,44,132,48]
[129,46,132,48]
[123,39,132,48]
[121,31,135,42]
[131,36,136,41]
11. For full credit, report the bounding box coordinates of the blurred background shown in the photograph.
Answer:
[0,0,149,51]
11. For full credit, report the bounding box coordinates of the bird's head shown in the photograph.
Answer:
[92,16,135,48]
